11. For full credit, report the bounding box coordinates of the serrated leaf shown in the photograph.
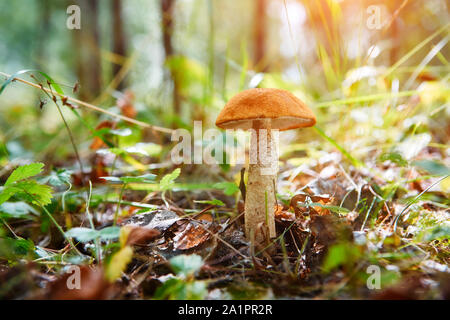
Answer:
[44,168,72,186]
[5,163,44,186]
[170,254,203,278]
[65,227,99,242]
[0,238,35,257]
[160,168,181,191]
[0,187,20,205]
[13,181,53,206]
[106,246,133,282]
[194,199,225,206]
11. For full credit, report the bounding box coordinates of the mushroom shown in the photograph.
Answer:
[216,88,316,244]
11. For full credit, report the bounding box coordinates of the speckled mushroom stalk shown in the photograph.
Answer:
[245,119,277,242]
[216,88,316,246]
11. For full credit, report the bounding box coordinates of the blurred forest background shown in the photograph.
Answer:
[0,0,449,300]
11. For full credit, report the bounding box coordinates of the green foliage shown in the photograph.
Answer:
[0,201,37,219]
[160,168,181,191]
[154,254,207,300]
[421,224,450,242]
[194,199,225,206]
[101,174,157,184]
[0,163,52,206]
[41,168,72,187]
[213,181,239,196]
[0,237,35,260]
[170,254,204,278]
[379,152,408,167]
[297,202,350,214]
[65,226,121,243]
[322,242,361,273]
[413,160,450,176]
[4,163,44,186]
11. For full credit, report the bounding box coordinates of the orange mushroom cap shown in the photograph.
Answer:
[215,88,316,131]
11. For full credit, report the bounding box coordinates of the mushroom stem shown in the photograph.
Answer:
[245,119,277,243]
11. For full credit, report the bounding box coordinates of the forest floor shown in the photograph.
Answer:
[0,70,449,300]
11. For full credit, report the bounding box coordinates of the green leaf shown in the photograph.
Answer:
[0,187,20,205]
[413,160,450,176]
[160,168,181,191]
[194,199,225,206]
[0,69,64,95]
[185,281,207,300]
[43,168,72,186]
[5,163,44,186]
[65,227,99,242]
[379,152,408,167]
[296,202,350,214]
[13,181,53,206]
[170,254,203,278]
[99,226,121,240]
[0,201,37,219]
[0,238,35,258]
[0,70,31,94]
[322,243,360,273]
[422,224,450,241]
[153,278,186,300]
[101,174,157,184]
[213,181,239,196]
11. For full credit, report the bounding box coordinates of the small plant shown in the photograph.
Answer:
[154,254,207,300]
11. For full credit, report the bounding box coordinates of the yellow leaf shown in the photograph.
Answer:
[119,226,132,248]
[106,246,133,282]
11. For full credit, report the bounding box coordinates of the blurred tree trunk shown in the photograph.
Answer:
[71,0,87,100]
[111,0,127,90]
[85,0,102,100]
[161,0,181,118]
[254,0,267,72]
[36,0,51,70]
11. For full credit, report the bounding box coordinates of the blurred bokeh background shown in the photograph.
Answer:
[0,0,448,177]
[0,0,449,300]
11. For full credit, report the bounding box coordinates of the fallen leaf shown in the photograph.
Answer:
[47,266,111,300]
[125,225,161,246]
[117,90,137,119]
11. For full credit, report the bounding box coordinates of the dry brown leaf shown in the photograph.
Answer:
[166,219,217,251]
[117,91,137,119]
[47,266,112,300]
[126,225,161,246]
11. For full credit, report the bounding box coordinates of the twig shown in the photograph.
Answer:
[0,71,173,134]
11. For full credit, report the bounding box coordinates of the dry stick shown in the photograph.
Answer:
[0,71,174,134]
